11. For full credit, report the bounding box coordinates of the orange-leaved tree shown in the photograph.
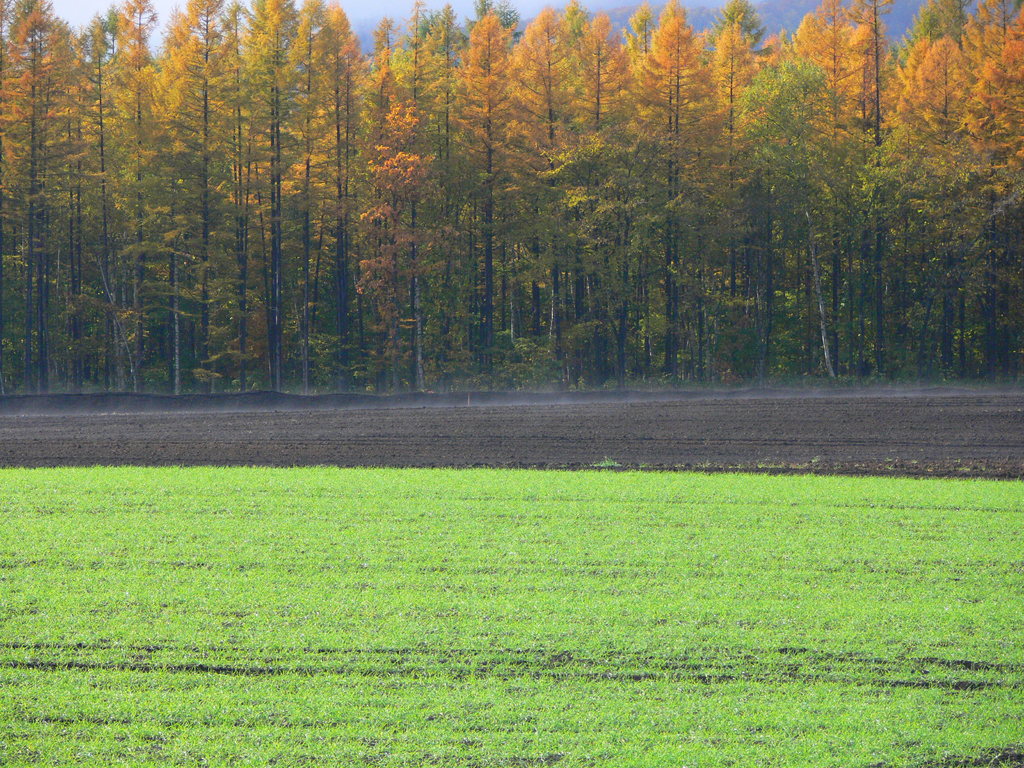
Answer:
[458,11,512,372]
[359,102,428,389]
[634,0,712,376]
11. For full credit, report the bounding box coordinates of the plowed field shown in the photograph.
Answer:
[0,389,1021,476]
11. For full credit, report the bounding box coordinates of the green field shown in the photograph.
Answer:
[1,467,1022,767]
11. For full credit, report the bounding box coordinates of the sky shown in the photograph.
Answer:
[53,0,502,30]
[54,0,171,28]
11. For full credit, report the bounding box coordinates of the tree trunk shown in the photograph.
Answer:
[807,212,835,377]
[481,148,494,372]
[269,86,284,391]
[411,201,424,391]
[171,249,180,394]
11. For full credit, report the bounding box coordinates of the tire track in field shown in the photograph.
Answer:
[2,643,1020,691]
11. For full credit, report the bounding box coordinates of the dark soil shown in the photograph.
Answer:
[0,388,1021,477]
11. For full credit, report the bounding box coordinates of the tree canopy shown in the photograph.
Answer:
[0,0,1022,393]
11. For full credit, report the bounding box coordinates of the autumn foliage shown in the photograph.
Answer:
[0,0,1022,393]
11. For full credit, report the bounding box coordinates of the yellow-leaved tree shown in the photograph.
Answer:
[321,2,361,388]
[4,0,75,392]
[112,0,158,390]
[158,0,229,392]
[635,0,712,376]
[458,11,512,371]
[244,0,297,390]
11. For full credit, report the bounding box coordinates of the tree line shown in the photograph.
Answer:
[0,0,1021,393]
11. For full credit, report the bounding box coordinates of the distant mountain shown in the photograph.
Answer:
[592,0,925,39]
[349,0,925,51]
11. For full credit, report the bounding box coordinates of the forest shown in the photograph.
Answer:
[0,0,1021,393]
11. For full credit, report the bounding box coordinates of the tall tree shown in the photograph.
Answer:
[0,0,10,393]
[359,102,427,389]
[635,0,712,376]
[0,0,1019,392]
[851,0,893,373]
[292,0,326,392]
[81,13,129,388]
[321,1,360,388]
[712,0,766,47]
[511,7,571,374]
[245,0,297,390]
[394,1,432,390]
[794,0,860,371]
[625,2,655,64]
[419,4,463,377]
[5,0,73,391]
[895,34,975,374]
[159,0,228,392]
[713,18,756,299]
[742,59,838,377]
[458,11,512,372]
[222,1,253,389]
[113,0,157,390]
[575,12,629,131]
